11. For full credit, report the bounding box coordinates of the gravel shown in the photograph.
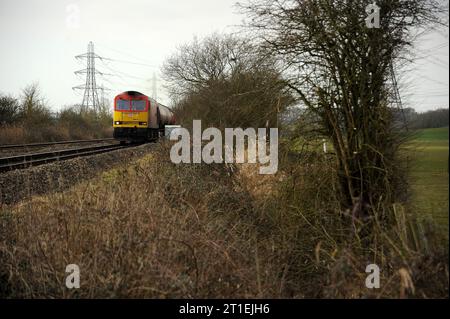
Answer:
[0,142,156,205]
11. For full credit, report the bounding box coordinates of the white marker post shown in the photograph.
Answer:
[165,125,182,139]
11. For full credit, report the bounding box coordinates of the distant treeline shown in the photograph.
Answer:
[281,106,449,132]
[0,83,112,144]
[402,107,449,129]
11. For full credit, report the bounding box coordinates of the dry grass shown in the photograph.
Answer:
[0,123,112,145]
[0,142,448,298]
[0,125,26,145]
[0,143,281,298]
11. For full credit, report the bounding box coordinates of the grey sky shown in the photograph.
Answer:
[0,0,448,112]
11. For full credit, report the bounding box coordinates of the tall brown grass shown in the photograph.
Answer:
[0,142,447,298]
[0,94,113,144]
[0,125,26,145]
[0,123,112,145]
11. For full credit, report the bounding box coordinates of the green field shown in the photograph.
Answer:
[289,127,448,232]
[409,127,449,233]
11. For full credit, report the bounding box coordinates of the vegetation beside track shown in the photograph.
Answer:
[0,83,112,145]
[0,142,447,298]
[0,143,153,205]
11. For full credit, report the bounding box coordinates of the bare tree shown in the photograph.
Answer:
[240,0,446,213]
[0,95,21,125]
[412,108,449,129]
[163,33,293,129]
[20,83,52,126]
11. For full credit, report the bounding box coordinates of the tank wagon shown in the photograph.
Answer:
[113,91,175,142]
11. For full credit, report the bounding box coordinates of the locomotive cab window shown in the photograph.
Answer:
[131,100,146,111]
[116,99,130,110]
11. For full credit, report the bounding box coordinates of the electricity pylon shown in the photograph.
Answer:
[152,72,158,101]
[388,60,409,130]
[73,41,109,113]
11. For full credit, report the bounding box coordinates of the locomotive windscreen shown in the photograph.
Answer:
[131,100,146,111]
[116,99,129,110]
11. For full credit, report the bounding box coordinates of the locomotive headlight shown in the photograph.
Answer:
[139,122,147,125]
[115,121,121,125]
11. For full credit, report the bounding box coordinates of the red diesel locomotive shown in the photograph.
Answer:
[113,91,175,142]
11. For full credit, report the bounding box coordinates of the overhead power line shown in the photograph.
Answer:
[100,57,158,68]
[72,41,110,112]
[73,42,165,102]
[95,43,157,65]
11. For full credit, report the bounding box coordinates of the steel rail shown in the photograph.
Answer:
[0,143,132,173]
[0,138,115,150]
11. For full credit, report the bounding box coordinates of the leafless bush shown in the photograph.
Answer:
[0,95,21,125]
[163,33,294,130]
[0,83,112,144]
[240,0,447,215]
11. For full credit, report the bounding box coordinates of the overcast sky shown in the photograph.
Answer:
[0,0,448,112]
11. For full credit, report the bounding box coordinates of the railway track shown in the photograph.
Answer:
[0,143,133,173]
[0,138,115,150]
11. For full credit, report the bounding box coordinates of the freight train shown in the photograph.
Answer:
[113,91,175,142]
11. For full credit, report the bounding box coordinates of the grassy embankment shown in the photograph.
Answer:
[408,127,449,235]
[0,139,448,298]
